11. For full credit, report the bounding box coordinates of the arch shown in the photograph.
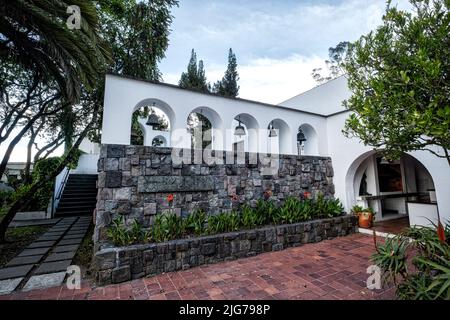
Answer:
[230,113,259,153]
[187,106,224,150]
[267,118,291,155]
[152,135,167,147]
[133,98,175,129]
[298,123,319,156]
[345,150,437,225]
[131,98,174,147]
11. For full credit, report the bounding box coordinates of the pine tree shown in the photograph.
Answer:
[213,48,240,97]
[179,49,210,92]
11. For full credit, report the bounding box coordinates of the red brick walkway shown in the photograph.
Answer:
[0,234,395,300]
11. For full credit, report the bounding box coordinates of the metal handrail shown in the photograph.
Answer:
[56,167,70,200]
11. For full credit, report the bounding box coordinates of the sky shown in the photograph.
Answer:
[2,0,411,163]
[159,0,410,104]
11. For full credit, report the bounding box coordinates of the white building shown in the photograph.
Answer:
[83,73,449,228]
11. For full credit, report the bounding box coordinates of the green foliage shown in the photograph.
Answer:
[184,209,207,236]
[213,48,240,97]
[241,205,260,229]
[206,211,240,235]
[314,193,345,218]
[107,216,146,246]
[151,212,184,242]
[255,199,278,225]
[343,0,450,165]
[29,157,62,211]
[179,49,211,93]
[372,222,450,300]
[312,41,350,84]
[1,0,111,102]
[107,195,345,245]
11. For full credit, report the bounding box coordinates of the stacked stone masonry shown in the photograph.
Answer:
[94,144,336,245]
[93,215,358,285]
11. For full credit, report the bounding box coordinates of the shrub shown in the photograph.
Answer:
[241,205,260,229]
[255,199,278,225]
[151,212,184,242]
[371,222,450,300]
[184,209,207,236]
[275,196,301,224]
[206,211,240,235]
[107,216,146,246]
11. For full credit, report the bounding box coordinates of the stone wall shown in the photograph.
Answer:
[92,215,357,285]
[94,144,335,245]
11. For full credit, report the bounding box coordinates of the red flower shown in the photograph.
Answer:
[230,194,238,201]
[264,190,272,200]
[437,221,446,244]
[303,191,311,199]
[167,194,174,203]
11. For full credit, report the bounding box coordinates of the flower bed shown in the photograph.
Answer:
[92,215,357,285]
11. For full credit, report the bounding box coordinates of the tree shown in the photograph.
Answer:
[0,0,111,103]
[312,41,350,84]
[88,0,178,143]
[343,0,450,166]
[179,49,211,92]
[213,48,240,97]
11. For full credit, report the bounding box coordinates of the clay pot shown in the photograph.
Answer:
[358,212,374,228]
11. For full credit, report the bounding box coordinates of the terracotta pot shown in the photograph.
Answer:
[358,213,374,228]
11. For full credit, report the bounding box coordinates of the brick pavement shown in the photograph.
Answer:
[0,233,395,300]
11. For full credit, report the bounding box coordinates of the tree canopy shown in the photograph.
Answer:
[343,0,450,165]
[179,49,211,92]
[213,48,240,98]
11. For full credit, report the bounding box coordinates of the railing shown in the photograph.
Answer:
[51,167,70,217]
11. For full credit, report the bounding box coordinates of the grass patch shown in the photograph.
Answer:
[72,224,94,278]
[0,225,50,267]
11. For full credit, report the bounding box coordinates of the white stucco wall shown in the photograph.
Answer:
[279,76,350,116]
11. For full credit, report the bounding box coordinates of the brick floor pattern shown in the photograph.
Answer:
[0,234,396,300]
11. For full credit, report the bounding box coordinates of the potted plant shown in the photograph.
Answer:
[351,205,375,228]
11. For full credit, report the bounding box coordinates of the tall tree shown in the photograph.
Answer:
[343,0,450,166]
[179,49,211,92]
[213,48,240,97]
[88,0,178,143]
[179,49,212,149]
[312,41,350,84]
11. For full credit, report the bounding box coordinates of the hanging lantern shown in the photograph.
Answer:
[234,116,246,137]
[297,129,307,144]
[268,122,277,137]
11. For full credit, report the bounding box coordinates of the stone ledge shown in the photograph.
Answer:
[92,215,357,285]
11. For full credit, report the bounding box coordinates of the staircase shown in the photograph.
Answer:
[55,174,98,217]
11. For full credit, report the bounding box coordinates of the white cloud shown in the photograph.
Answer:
[164,54,327,105]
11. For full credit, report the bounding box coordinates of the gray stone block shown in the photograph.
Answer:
[106,171,122,188]
[45,251,76,262]
[53,244,79,253]
[6,255,42,267]
[0,265,34,280]
[27,241,56,249]
[18,247,50,257]
[112,266,131,283]
[34,260,72,275]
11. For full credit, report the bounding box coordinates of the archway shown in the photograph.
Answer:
[267,119,291,155]
[187,106,223,150]
[231,113,259,153]
[346,151,438,227]
[131,98,173,146]
[297,124,319,156]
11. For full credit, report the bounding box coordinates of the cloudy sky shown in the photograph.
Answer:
[159,0,409,104]
[3,0,411,162]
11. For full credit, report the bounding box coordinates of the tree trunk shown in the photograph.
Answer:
[0,105,98,243]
